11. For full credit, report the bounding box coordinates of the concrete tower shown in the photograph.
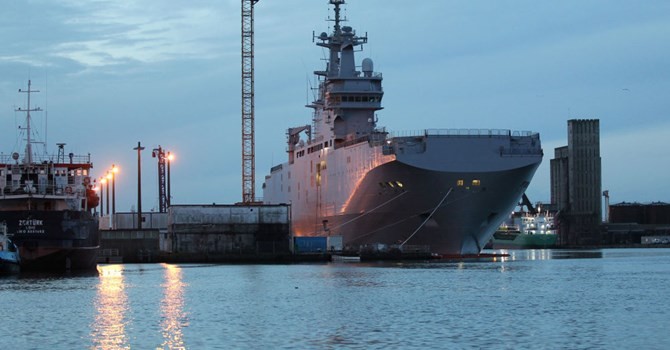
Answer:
[551,119,602,246]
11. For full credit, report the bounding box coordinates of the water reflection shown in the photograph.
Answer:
[160,263,188,349]
[91,264,130,350]
[492,249,603,262]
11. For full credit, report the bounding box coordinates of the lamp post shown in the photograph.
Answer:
[111,164,119,215]
[133,142,145,229]
[105,173,111,216]
[99,177,105,216]
[167,152,173,207]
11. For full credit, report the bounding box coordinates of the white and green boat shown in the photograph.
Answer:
[491,210,557,249]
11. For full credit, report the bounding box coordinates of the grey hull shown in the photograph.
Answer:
[294,160,540,255]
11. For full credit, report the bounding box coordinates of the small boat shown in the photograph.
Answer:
[331,254,361,263]
[0,222,20,274]
[489,198,557,249]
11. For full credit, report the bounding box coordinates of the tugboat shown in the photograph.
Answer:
[262,0,543,255]
[0,222,20,274]
[0,80,100,271]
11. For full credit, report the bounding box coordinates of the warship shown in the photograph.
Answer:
[0,80,100,270]
[262,0,543,255]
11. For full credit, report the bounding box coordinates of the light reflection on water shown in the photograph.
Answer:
[91,264,130,350]
[492,249,604,262]
[90,264,188,349]
[160,263,188,349]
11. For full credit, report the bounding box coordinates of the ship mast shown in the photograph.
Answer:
[16,80,42,165]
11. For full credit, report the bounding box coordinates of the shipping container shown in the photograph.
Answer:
[293,237,327,254]
[327,235,343,252]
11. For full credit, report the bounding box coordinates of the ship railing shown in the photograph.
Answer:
[334,135,371,149]
[358,243,431,253]
[2,183,85,197]
[387,129,538,138]
[342,71,383,80]
[499,147,543,156]
[0,153,91,164]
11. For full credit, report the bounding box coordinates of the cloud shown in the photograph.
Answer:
[33,1,239,68]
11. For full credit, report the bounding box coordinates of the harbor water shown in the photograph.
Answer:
[1,248,669,349]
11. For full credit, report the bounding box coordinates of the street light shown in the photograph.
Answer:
[133,142,145,229]
[167,152,174,207]
[98,178,105,216]
[105,173,112,216]
[111,164,119,215]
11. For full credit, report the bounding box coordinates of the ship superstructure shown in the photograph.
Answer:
[0,80,100,270]
[262,0,543,255]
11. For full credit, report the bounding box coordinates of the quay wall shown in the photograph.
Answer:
[98,204,293,262]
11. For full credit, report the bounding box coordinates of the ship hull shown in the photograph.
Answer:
[1,210,100,271]
[491,232,557,249]
[0,253,20,274]
[295,160,539,255]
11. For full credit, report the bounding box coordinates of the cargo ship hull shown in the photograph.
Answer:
[491,232,557,249]
[2,210,99,271]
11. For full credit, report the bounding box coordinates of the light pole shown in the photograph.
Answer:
[105,173,111,216]
[167,152,173,207]
[133,142,145,229]
[99,177,105,216]
[111,164,119,215]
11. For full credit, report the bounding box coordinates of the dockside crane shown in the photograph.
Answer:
[241,0,259,203]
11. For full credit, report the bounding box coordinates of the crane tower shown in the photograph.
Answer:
[241,0,259,203]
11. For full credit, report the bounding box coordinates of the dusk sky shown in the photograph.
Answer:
[1,0,669,212]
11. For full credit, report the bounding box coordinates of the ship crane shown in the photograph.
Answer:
[241,0,259,203]
[520,193,538,215]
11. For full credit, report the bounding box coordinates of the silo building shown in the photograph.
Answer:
[550,119,602,246]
